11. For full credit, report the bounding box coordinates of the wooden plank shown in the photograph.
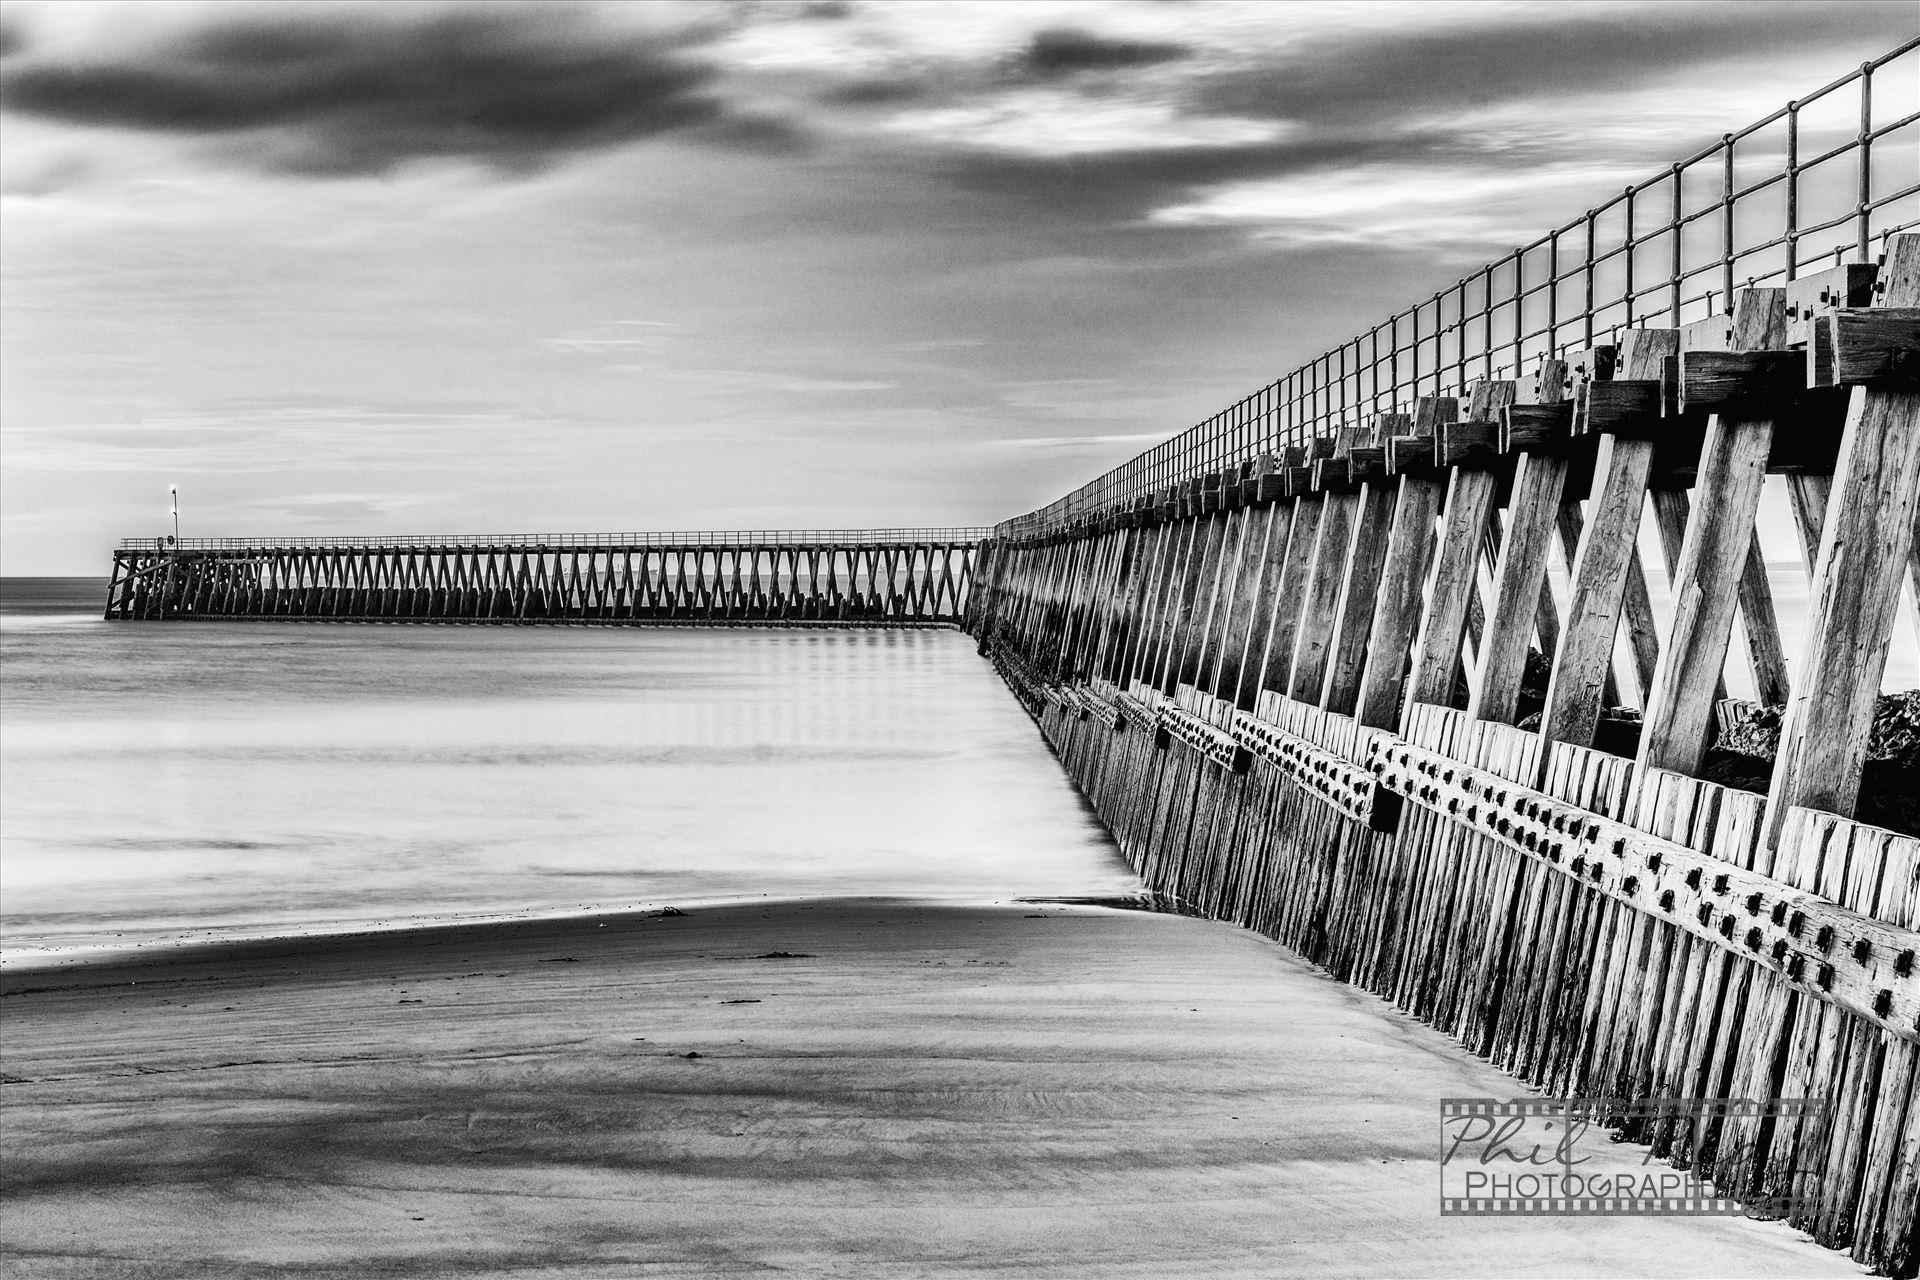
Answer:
[1208,509,1271,702]
[1175,514,1236,690]
[1287,491,1359,700]
[1355,475,1445,730]
[1175,515,1233,689]
[1468,448,1567,725]
[1140,521,1195,691]
[1911,512,1920,657]
[1788,473,1833,578]
[1229,504,1293,710]
[1541,432,1656,747]
[1787,263,1878,350]
[1321,481,1398,715]
[1258,495,1326,697]
[1823,307,1920,388]
[1716,292,1794,705]
[1735,520,1791,706]
[1406,469,1498,715]
[1638,293,1782,776]
[1764,232,1920,842]
[1553,504,1622,710]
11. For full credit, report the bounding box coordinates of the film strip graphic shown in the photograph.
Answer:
[1439,1097,1829,1217]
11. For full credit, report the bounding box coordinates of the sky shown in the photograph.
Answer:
[1,1,1915,574]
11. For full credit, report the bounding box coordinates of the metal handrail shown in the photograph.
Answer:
[120,528,994,552]
[996,40,1920,539]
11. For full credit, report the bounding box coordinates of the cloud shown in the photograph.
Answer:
[988,431,1167,450]
[0,5,785,175]
[875,0,1911,259]
[645,370,897,394]
[1188,2,1916,128]
[0,400,542,475]
[236,494,407,523]
[889,338,986,353]
[882,89,1285,157]
[1147,160,1644,249]
[543,321,680,356]
[1017,27,1191,78]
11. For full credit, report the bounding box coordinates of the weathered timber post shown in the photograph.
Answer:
[1354,465,1444,729]
[1067,525,1121,675]
[1150,515,1203,694]
[1404,394,1501,717]
[1648,490,1729,706]
[1786,474,1833,578]
[1469,372,1568,724]
[1764,232,1920,842]
[1322,478,1398,714]
[1662,314,1792,705]
[1539,331,1675,746]
[1081,526,1133,679]
[1552,503,1623,709]
[1540,432,1655,747]
[1102,522,1151,683]
[1010,541,1047,651]
[1258,492,1325,697]
[1027,539,1055,654]
[1173,509,1231,691]
[1044,537,1086,673]
[1637,288,1790,776]
[1211,501,1279,704]
[1285,483,1358,700]
[1119,516,1165,688]
[1227,501,1293,710]
[1189,504,1247,699]
[1064,533,1103,664]
[1737,532,1791,707]
[1128,518,1175,685]
[963,537,998,636]
[1068,530,1101,665]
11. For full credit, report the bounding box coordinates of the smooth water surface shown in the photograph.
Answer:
[1,579,1136,960]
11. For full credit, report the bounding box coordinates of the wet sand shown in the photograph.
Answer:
[0,899,1858,1278]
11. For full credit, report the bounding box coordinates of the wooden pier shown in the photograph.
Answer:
[105,530,985,626]
[96,40,1920,1279]
[968,46,1920,1279]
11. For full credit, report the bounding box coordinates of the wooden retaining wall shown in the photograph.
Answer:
[104,534,983,625]
[967,235,1920,1274]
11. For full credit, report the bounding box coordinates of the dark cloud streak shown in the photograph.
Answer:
[1193,1,1916,125]
[931,128,1469,227]
[926,4,1915,235]
[1018,28,1191,77]
[0,6,783,175]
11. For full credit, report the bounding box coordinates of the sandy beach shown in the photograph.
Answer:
[0,898,1857,1278]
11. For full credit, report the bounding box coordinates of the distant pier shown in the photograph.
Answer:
[105,529,987,626]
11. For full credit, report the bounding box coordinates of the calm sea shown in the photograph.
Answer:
[0,578,1136,963]
[6,567,1912,964]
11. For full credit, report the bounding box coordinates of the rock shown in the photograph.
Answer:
[1714,691,1919,766]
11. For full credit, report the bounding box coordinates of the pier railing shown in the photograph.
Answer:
[997,38,1919,541]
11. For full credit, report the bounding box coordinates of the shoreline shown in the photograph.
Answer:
[0,891,1154,975]
[0,895,1855,1278]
